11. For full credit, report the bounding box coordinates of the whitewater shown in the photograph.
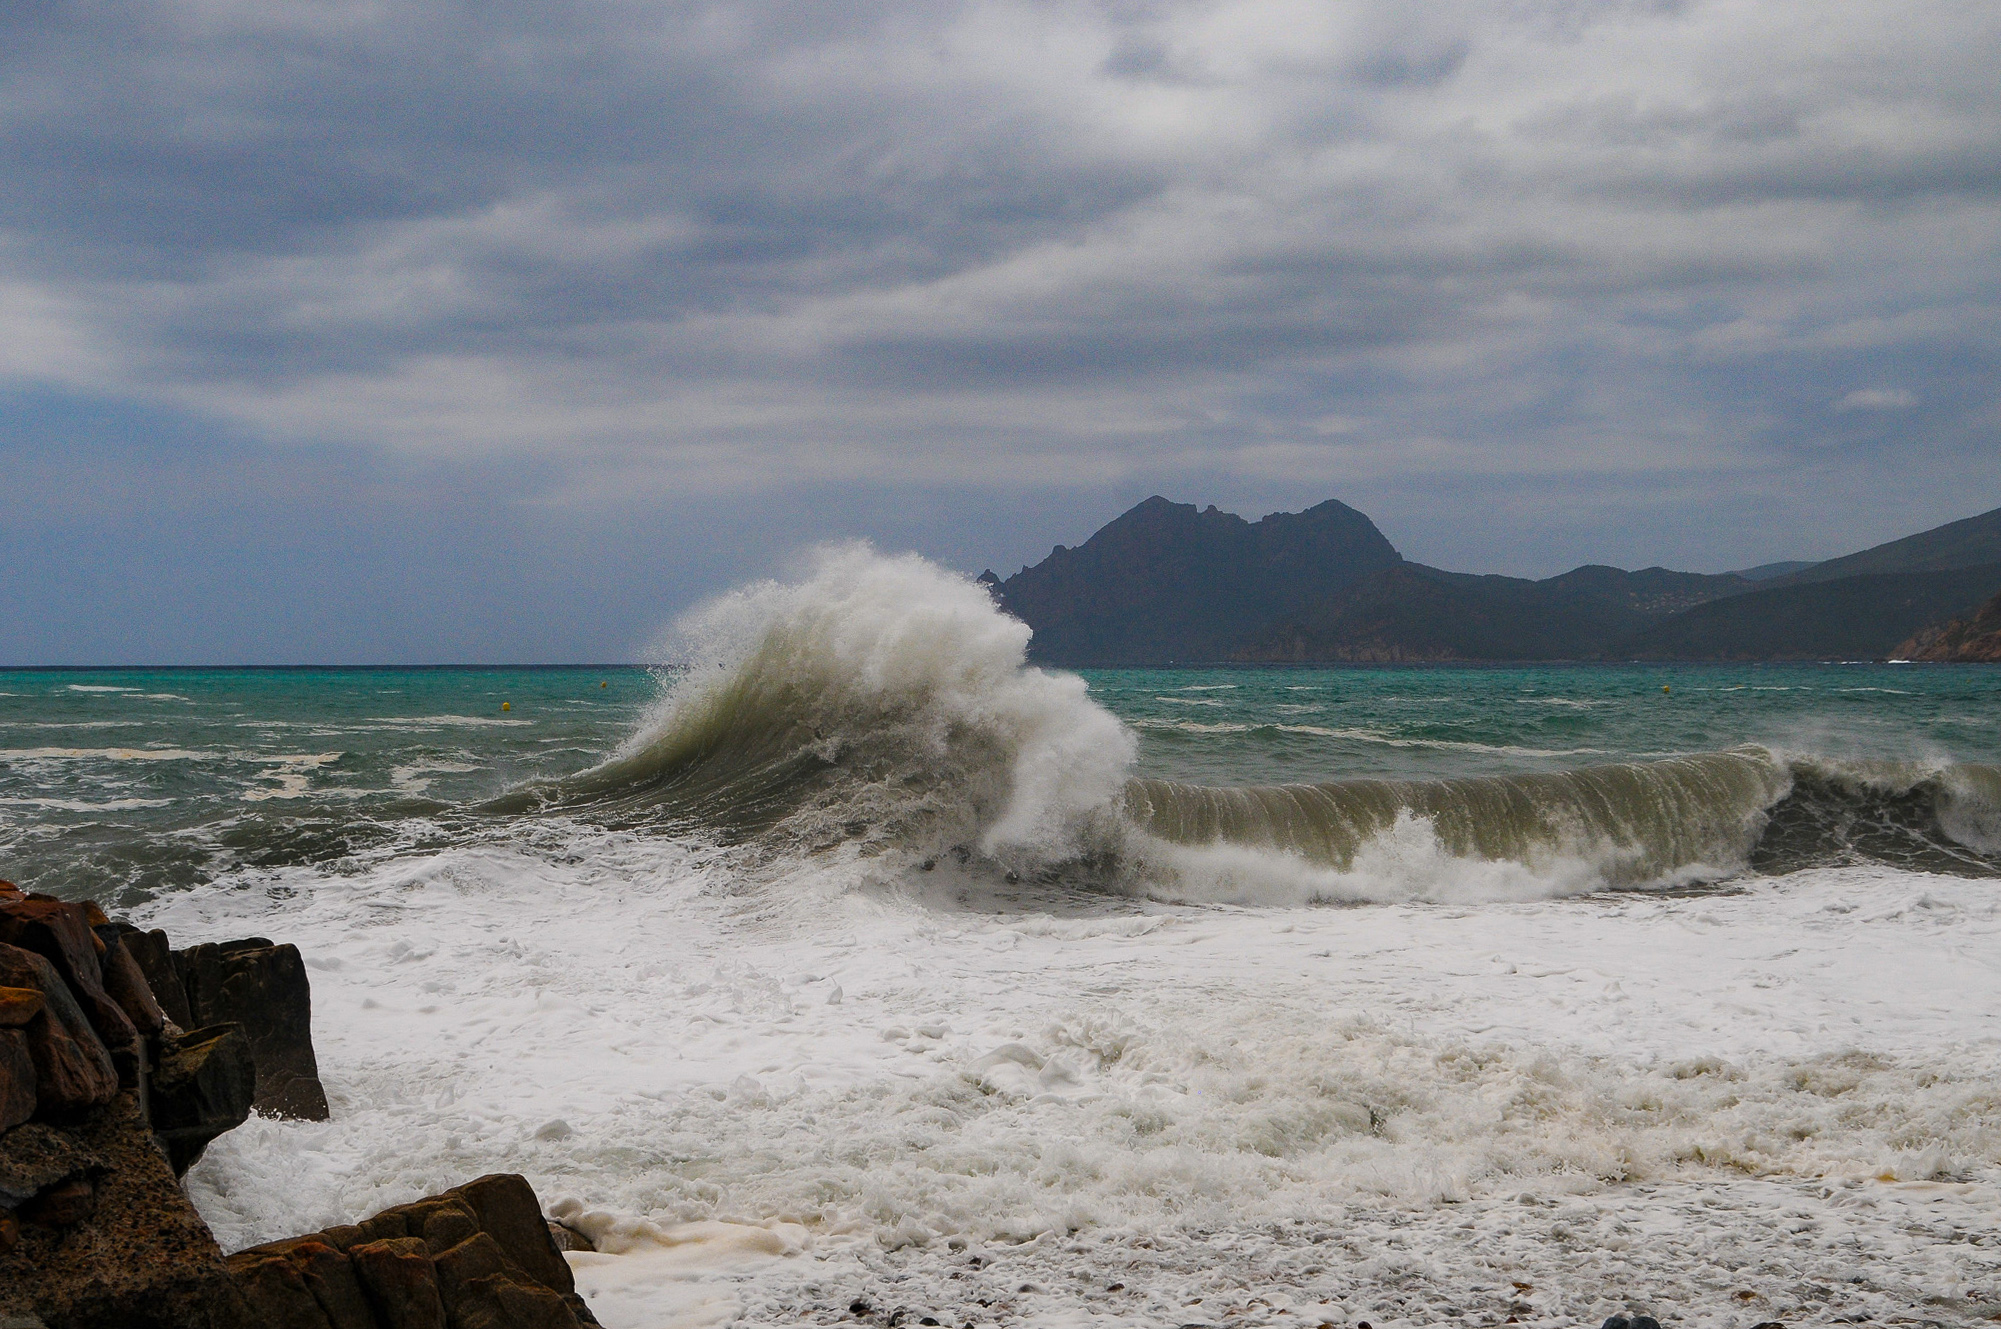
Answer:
[5,546,2001,1328]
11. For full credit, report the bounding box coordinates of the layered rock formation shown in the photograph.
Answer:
[0,878,600,1329]
[227,1173,601,1329]
[1895,589,2001,662]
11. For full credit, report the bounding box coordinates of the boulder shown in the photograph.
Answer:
[150,1025,256,1177]
[0,1031,34,1133]
[0,987,44,1026]
[0,946,117,1121]
[122,929,194,1031]
[453,1173,580,1301]
[0,1092,241,1328]
[347,1237,447,1329]
[228,1253,337,1329]
[0,1122,99,1212]
[288,1240,377,1329]
[174,942,328,1121]
[225,1175,599,1329]
[0,898,136,1057]
[94,931,166,1039]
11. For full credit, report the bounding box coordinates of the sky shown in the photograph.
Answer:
[3,0,1998,663]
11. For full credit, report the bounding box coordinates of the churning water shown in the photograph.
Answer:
[5,546,2000,1327]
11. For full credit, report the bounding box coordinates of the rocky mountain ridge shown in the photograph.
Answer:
[990,498,2001,665]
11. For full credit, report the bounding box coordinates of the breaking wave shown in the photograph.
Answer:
[533,547,2001,904]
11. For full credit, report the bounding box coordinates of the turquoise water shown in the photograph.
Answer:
[1105,663,2001,785]
[2,662,1997,906]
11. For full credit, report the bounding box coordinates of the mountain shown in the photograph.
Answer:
[1237,563,1747,663]
[1614,564,2001,661]
[991,497,1402,665]
[990,497,2001,665]
[1767,505,2001,586]
[1893,588,2001,662]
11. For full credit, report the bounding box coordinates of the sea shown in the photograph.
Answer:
[4,546,1999,1328]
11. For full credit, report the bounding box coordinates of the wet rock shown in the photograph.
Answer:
[1601,1316,1662,1329]
[546,1221,593,1253]
[0,945,117,1121]
[96,929,167,1039]
[227,1174,601,1329]
[448,1274,583,1329]
[150,1024,256,1177]
[455,1172,582,1300]
[175,941,329,1121]
[0,897,136,1056]
[0,1123,98,1211]
[0,1092,240,1328]
[229,1251,339,1328]
[20,1176,96,1228]
[0,987,43,1027]
[123,928,195,1031]
[348,1237,448,1329]
[0,1031,34,1133]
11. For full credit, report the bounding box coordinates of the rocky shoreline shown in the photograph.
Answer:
[0,879,601,1329]
[1895,589,2001,662]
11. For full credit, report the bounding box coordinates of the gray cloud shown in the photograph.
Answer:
[2,0,1998,598]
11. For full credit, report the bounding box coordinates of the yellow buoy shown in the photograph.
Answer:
[600,681,607,688]
[502,701,511,711]
[1662,685,1670,694]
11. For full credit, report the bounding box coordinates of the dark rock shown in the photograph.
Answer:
[0,1210,17,1256]
[290,1240,378,1329]
[175,942,329,1121]
[352,1208,409,1245]
[0,987,43,1027]
[151,1025,256,1177]
[546,1221,593,1253]
[0,898,137,1057]
[124,929,194,1031]
[454,1173,579,1300]
[348,1237,448,1329]
[229,1174,600,1329]
[1601,1316,1662,1329]
[448,1274,583,1329]
[319,1223,365,1253]
[20,1176,96,1228]
[0,1123,98,1210]
[431,1231,513,1304]
[0,1031,34,1133]
[418,1202,479,1255]
[96,930,167,1038]
[0,1092,241,1328]
[0,945,117,1121]
[229,1252,338,1328]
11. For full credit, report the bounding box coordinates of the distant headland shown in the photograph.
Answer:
[982,497,2001,665]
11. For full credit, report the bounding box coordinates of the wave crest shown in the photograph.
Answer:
[559,545,1135,867]
[540,549,2001,903]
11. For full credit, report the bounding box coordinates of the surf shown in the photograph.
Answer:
[532,547,2001,903]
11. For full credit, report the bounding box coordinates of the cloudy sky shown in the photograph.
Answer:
[4,0,1997,662]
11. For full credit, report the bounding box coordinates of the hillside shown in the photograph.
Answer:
[1893,589,2001,662]
[1237,563,1747,663]
[1769,505,2001,586]
[1613,564,2001,660]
